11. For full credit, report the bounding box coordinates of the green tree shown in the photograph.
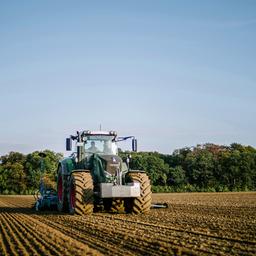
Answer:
[25,150,63,190]
[1,151,25,165]
[0,150,63,194]
[185,149,215,189]
[3,162,26,193]
[128,152,170,186]
[0,165,7,193]
[169,166,186,187]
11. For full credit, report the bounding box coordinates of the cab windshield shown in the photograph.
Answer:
[84,135,117,155]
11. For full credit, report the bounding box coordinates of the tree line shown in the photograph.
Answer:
[0,143,255,194]
[121,143,256,192]
[0,150,62,194]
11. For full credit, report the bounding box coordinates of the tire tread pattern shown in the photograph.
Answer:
[69,172,94,215]
[125,172,152,214]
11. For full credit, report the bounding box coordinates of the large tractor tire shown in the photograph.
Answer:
[125,172,152,214]
[68,171,94,215]
[57,167,69,212]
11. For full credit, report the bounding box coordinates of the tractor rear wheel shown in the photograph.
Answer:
[57,168,68,212]
[124,172,152,214]
[68,172,94,215]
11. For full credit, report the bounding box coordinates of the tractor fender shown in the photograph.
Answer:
[58,158,75,176]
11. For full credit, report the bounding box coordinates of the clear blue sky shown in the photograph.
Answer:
[0,0,256,155]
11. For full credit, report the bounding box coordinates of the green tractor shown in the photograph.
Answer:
[57,130,152,215]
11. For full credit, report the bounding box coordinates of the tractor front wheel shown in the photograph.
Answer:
[68,172,94,215]
[124,172,152,214]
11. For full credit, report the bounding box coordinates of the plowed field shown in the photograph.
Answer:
[0,192,255,255]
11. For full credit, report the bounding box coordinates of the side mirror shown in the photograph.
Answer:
[66,138,72,151]
[132,138,137,152]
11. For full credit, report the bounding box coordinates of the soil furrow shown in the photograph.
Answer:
[5,212,63,256]
[10,212,101,256]
[2,212,40,256]
[32,214,137,256]
[0,193,255,256]
[0,216,15,256]
[0,214,26,256]
[34,214,205,255]
[57,215,227,254]
[98,213,256,245]
[5,212,61,256]
[34,212,255,255]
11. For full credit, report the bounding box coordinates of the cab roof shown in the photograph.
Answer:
[82,130,117,136]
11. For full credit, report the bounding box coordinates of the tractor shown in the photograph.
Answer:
[57,130,152,215]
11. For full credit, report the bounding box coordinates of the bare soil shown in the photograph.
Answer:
[0,192,255,255]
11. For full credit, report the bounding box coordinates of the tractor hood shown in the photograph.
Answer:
[98,155,122,164]
[98,155,122,175]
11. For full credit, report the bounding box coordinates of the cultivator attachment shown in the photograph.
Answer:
[35,189,58,211]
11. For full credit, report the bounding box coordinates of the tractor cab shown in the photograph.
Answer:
[83,133,118,155]
[66,130,137,161]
